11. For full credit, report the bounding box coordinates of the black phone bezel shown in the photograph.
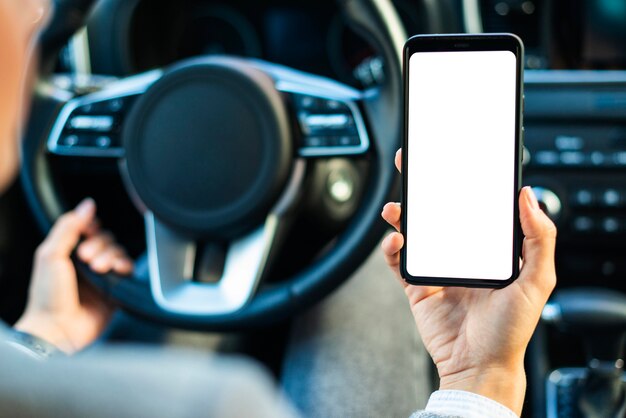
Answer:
[400,33,525,289]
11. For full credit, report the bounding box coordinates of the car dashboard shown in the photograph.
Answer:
[77,0,429,89]
[52,0,626,291]
[0,1,623,417]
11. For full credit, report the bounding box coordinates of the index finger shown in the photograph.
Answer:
[40,199,96,258]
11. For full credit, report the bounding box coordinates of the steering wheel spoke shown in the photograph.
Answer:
[46,70,162,158]
[145,211,280,315]
[293,93,370,157]
[286,90,369,158]
[247,61,371,158]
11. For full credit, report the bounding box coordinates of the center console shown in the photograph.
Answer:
[520,70,626,417]
[523,70,626,286]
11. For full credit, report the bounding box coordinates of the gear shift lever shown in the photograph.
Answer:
[543,288,626,418]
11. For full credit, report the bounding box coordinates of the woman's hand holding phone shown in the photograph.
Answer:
[381,149,557,415]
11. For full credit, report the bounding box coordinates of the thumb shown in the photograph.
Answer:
[518,186,557,292]
[37,198,97,259]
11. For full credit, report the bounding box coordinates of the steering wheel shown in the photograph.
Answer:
[21,0,405,330]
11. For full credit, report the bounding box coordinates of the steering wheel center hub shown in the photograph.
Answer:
[123,57,292,239]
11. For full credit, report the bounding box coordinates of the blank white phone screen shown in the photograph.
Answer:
[406,50,517,281]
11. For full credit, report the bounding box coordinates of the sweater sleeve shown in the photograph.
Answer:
[0,323,64,360]
[410,390,520,418]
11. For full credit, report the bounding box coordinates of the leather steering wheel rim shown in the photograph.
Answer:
[21,0,405,331]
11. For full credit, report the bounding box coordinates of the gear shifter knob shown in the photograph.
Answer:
[543,288,626,361]
[543,288,626,329]
[543,288,626,418]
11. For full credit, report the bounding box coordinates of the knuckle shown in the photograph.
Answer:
[545,223,558,240]
[35,243,55,261]
[549,276,557,291]
[544,273,557,294]
[55,213,78,230]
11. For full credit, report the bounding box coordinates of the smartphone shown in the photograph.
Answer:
[400,33,524,288]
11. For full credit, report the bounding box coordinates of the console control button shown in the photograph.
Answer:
[572,189,594,207]
[589,151,607,166]
[572,216,594,233]
[601,189,622,207]
[534,151,559,166]
[601,217,620,233]
[614,152,626,166]
[560,151,585,166]
[555,135,584,151]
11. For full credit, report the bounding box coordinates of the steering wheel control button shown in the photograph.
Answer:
[288,92,369,157]
[304,136,328,147]
[95,136,112,148]
[337,136,361,146]
[107,98,125,112]
[123,57,291,239]
[48,96,139,158]
[61,135,79,146]
[46,71,163,158]
[300,113,353,134]
[67,115,115,132]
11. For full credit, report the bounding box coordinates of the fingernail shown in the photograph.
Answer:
[75,198,95,218]
[382,233,392,248]
[525,187,539,210]
[395,149,401,158]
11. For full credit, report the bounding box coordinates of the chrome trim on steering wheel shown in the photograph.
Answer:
[370,0,406,63]
[462,0,484,33]
[145,159,305,315]
[145,212,279,315]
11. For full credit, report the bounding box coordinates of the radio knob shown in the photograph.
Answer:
[532,187,562,221]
